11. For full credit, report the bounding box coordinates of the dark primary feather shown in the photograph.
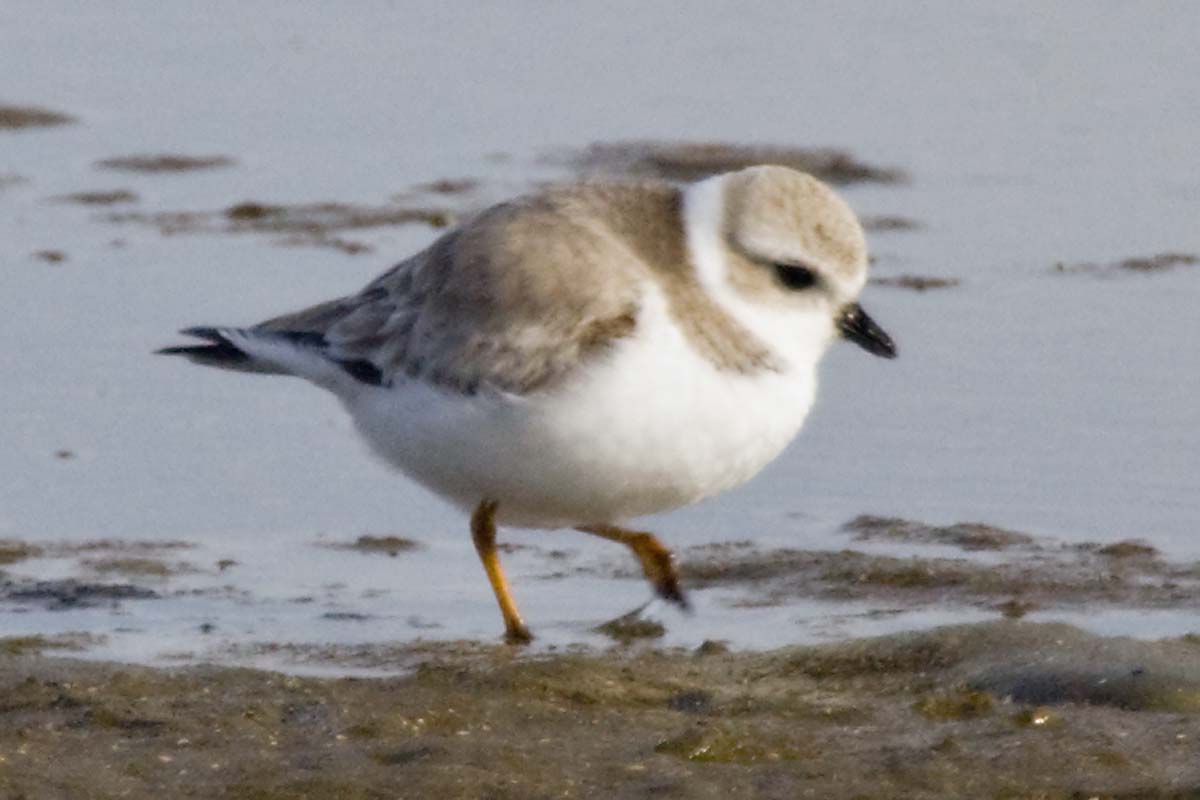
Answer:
[156,327,249,366]
[336,358,384,386]
[157,327,384,385]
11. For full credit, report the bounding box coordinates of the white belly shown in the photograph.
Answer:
[346,288,825,529]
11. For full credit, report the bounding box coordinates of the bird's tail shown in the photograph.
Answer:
[157,326,382,388]
[156,327,290,375]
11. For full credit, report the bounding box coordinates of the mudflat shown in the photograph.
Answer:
[4,621,1200,799]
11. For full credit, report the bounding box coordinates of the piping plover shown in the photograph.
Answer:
[160,165,896,642]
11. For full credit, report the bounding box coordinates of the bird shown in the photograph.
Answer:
[159,165,896,643]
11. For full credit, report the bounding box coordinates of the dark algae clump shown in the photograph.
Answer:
[1054,252,1200,276]
[565,140,907,185]
[325,535,422,557]
[412,178,480,195]
[31,250,67,264]
[0,633,98,656]
[861,214,923,232]
[1096,540,1159,559]
[616,515,1200,616]
[0,541,43,565]
[593,608,667,643]
[95,154,236,173]
[80,557,195,578]
[2,579,158,610]
[1116,252,1199,272]
[51,189,139,206]
[0,105,76,130]
[842,515,1035,550]
[870,274,961,291]
[107,199,453,254]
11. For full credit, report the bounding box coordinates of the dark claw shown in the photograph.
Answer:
[645,547,691,612]
[656,577,692,613]
[504,625,534,646]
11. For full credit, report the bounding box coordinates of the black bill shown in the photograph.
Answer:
[837,303,897,359]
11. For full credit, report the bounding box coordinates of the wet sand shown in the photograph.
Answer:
[8,518,1198,796]
[4,621,1200,798]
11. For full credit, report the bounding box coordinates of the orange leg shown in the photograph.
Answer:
[576,524,689,610]
[471,500,533,644]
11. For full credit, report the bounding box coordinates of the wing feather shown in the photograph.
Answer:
[256,192,644,394]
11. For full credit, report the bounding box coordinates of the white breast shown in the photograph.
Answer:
[346,281,824,529]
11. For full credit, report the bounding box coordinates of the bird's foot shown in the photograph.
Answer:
[503,621,534,646]
[636,541,690,612]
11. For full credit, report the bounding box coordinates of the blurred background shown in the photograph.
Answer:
[2,2,1198,669]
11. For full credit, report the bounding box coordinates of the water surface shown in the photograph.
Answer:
[2,2,1198,669]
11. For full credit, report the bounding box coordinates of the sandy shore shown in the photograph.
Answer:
[4,620,1200,799]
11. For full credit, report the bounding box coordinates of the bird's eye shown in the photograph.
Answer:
[774,263,817,291]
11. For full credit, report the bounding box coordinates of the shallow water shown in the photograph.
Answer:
[1,2,1198,670]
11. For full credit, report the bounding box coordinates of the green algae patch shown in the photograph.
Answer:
[325,535,422,557]
[694,639,731,656]
[0,633,99,656]
[1097,540,1160,559]
[654,723,808,763]
[81,556,193,578]
[594,609,666,643]
[0,636,53,656]
[913,689,994,721]
[0,541,43,565]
